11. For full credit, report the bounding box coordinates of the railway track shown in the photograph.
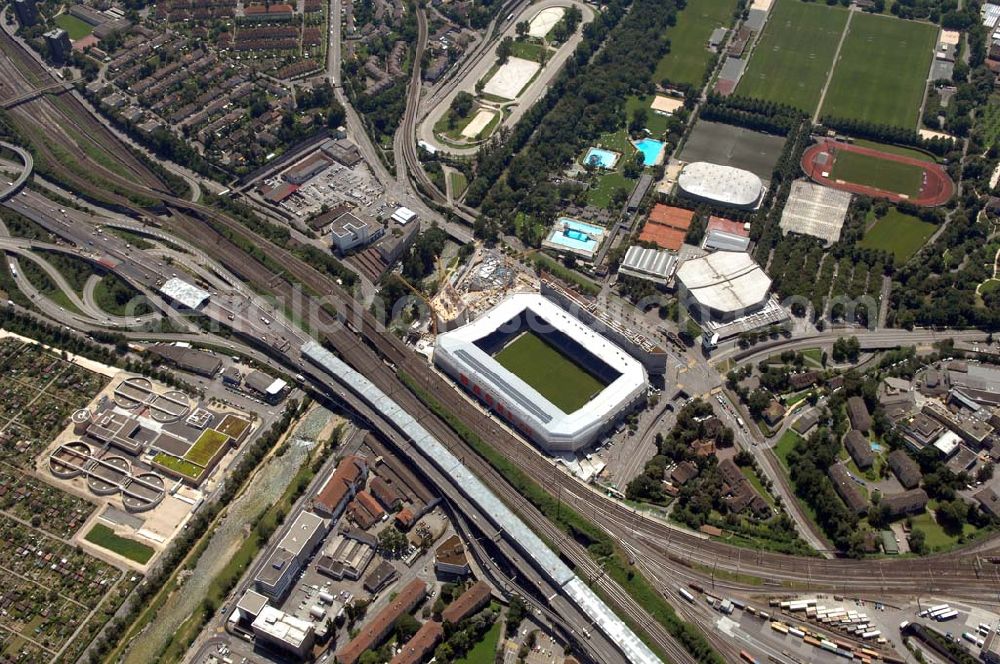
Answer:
[3,18,1000,614]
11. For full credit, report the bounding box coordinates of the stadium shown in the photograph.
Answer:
[433,293,648,453]
[677,161,764,209]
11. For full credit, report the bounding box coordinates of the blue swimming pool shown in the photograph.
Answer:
[633,138,666,166]
[544,217,607,256]
[583,147,620,170]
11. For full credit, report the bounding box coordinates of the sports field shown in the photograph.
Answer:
[54,13,94,40]
[735,0,848,112]
[859,208,936,264]
[85,523,155,564]
[653,0,739,86]
[493,331,606,413]
[820,13,937,128]
[831,150,924,197]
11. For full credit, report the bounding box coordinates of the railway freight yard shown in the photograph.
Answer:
[2,0,1000,658]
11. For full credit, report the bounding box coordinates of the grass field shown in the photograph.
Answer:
[977,95,1000,148]
[819,13,937,128]
[830,150,924,197]
[153,453,203,479]
[449,171,468,198]
[735,0,848,112]
[510,40,550,63]
[54,13,94,40]
[854,139,935,162]
[653,0,738,86]
[626,96,669,136]
[910,507,983,552]
[774,430,803,469]
[216,414,250,439]
[85,523,154,564]
[184,429,229,465]
[493,331,606,413]
[860,208,936,263]
[455,617,502,664]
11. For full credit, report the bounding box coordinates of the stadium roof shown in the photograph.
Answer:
[675,252,771,315]
[297,339,661,664]
[619,246,676,285]
[159,277,210,309]
[678,162,763,208]
[434,293,647,448]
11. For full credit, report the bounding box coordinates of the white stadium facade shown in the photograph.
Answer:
[434,293,648,453]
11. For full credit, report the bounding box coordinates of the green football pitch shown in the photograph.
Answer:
[735,0,848,112]
[830,150,924,197]
[493,331,607,413]
[820,12,937,128]
[654,0,739,86]
[859,208,936,264]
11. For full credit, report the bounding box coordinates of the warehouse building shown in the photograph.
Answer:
[677,162,763,209]
[618,246,677,285]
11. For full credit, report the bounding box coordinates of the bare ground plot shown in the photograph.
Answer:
[482,57,541,100]
[678,121,786,179]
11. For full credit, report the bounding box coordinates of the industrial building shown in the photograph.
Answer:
[312,454,368,519]
[244,370,288,403]
[433,293,648,453]
[283,153,333,184]
[329,213,384,254]
[618,246,677,285]
[675,251,772,321]
[254,510,327,599]
[147,343,221,377]
[677,161,763,209]
[251,605,315,659]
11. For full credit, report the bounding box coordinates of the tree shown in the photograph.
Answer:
[496,36,513,65]
[506,595,527,636]
[908,528,927,555]
[450,91,474,119]
[394,613,421,641]
[378,526,409,556]
[515,20,529,38]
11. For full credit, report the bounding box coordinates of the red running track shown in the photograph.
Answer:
[800,139,954,207]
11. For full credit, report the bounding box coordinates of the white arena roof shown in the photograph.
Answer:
[434,293,647,453]
[677,161,763,208]
[159,277,210,309]
[675,252,771,316]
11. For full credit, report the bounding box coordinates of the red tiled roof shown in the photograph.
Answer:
[706,216,749,237]
[390,620,444,664]
[314,455,366,516]
[441,581,491,624]
[337,579,427,664]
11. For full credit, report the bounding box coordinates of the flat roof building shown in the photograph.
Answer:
[330,213,384,255]
[159,277,210,310]
[391,207,417,225]
[255,510,327,599]
[244,370,288,403]
[147,344,221,377]
[435,534,470,577]
[675,252,771,321]
[251,606,315,659]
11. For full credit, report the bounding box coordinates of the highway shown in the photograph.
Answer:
[0,140,32,201]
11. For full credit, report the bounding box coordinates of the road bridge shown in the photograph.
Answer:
[1,81,71,109]
[0,141,32,201]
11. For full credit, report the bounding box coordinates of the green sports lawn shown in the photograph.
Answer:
[830,149,924,197]
[859,208,936,264]
[493,331,607,413]
[735,0,848,112]
[85,523,155,564]
[820,13,937,128]
[54,13,94,40]
[654,0,739,86]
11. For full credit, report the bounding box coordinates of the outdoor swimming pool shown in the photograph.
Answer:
[543,218,607,258]
[634,138,666,166]
[584,147,620,170]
